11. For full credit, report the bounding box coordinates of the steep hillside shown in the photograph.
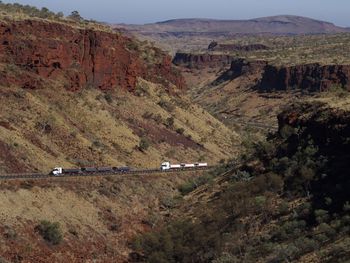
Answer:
[0,4,241,262]
[0,171,205,262]
[132,101,350,262]
[0,10,239,173]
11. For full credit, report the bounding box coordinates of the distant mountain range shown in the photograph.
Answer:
[116,15,350,35]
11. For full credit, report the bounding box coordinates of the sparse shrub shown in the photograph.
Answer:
[343,202,350,212]
[142,111,153,119]
[133,220,220,263]
[212,253,240,263]
[20,181,34,190]
[3,226,17,240]
[315,209,329,224]
[275,244,299,261]
[70,131,78,138]
[68,10,83,21]
[294,237,319,255]
[160,196,180,209]
[36,220,63,245]
[278,201,290,216]
[139,137,150,152]
[327,85,348,98]
[92,140,105,149]
[318,223,336,239]
[153,114,163,124]
[279,124,295,139]
[272,220,306,241]
[296,202,312,218]
[178,181,197,195]
[178,174,215,195]
[104,93,113,103]
[176,127,185,135]
[158,99,175,112]
[230,170,253,182]
[164,117,174,129]
[68,228,78,237]
[254,196,267,210]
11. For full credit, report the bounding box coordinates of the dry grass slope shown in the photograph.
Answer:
[0,77,239,173]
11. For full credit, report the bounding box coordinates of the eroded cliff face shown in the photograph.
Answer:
[0,19,185,91]
[212,58,267,84]
[259,64,350,91]
[172,52,236,69]
[212,58,350,91]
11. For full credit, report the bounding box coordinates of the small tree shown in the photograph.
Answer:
[68,10,83,21]
[165,117,174,129]
[139,137,150,152]
[56,11,64,19]
[36,220,63,245]
[176,127,185,135]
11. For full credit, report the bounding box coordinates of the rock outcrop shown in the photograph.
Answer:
[213,58,267,84]
[207,57,350,91]
[208,42,269,52]
[0,19,185,91]
[172,52,236,69]
[259,64,350,91]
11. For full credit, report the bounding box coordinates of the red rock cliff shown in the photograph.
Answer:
[259,63,350,91]
[172,52,236,69]
[211,58,350,91]
[0,19,185,91]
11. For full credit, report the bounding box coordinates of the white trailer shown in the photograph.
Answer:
[160,162,208,171]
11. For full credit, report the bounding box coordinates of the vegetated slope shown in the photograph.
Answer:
[132,101,350,263]
[0,9,239,173]
[0,171,204,262]
[115,16,350,53]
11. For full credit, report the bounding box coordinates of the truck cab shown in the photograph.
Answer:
[161,162,170,171]
[51,167,63,176]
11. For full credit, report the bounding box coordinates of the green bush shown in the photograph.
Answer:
[36,220,63,245]
[164,117,175,129]
[178,181,197,195]
[176,127,185,135]
[139,137,150,152]
[133,220,221,263]
[158,100,175,112]
[68,10,83,21]
[104,93,113,103]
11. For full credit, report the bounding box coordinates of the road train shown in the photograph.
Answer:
[50,162,208,176]
[160,162,208,171]
[50,166,130,176]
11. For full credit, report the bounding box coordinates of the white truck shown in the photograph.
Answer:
[160,162,208,171]
[50,167,82,176]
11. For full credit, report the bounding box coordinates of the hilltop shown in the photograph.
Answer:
[115,15,350,53]
[121,15,349,34]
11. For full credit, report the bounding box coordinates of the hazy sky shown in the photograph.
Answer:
[3,0,350,26]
